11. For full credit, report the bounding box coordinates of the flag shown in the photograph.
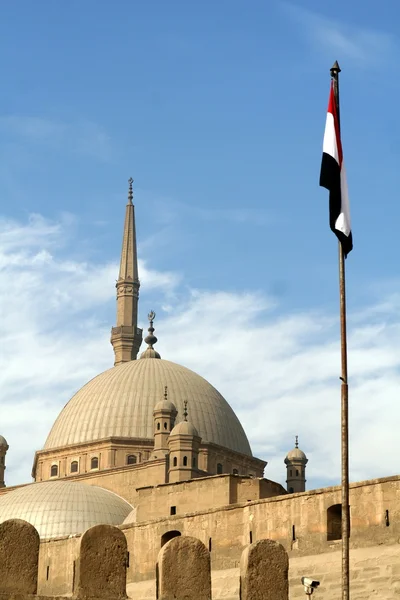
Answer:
[320,81,353,256]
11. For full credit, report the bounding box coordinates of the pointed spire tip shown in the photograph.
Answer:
[128,177,133,205]
[330,60,341,74]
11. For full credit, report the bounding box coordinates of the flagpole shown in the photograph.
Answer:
[330,60,350,600]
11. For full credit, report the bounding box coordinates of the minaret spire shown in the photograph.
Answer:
[110,178,143,365]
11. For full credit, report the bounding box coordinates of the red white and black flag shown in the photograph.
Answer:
[320,81,353,256]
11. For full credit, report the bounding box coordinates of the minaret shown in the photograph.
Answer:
[284,436,308,493]
[0,436,9,488]
[111,178,143,365]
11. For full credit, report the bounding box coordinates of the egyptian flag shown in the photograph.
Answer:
[320,82,353,256]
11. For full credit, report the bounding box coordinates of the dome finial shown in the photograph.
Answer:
[128,177,133,205]
[140,310,161,359]
[295,435,299,448]
[164,385,168,401]
[183,400,188,421]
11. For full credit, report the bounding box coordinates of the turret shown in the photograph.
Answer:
[284,436,308,493]
[0,436,9,488]
[168,402,201,483]
[152,386,177,459]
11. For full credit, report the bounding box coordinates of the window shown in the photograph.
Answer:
[157,422,161,430]
[292,525,296,542]
[183,456,188,466]
[70,461,78,473]
[127,455,137,465]
[173,457,177,467]
[289,487,294,493]
[170,506,176,515]
[327,504,343,541]
[161,530,181,547]
[290,469,292,476]
[217,463,223,474]
[233,469,239,475]
[296,469,299,476]
[164,422,168,430]
[249,531,253,544]
[91,457,99,470]
[208,538,212,552]
[192,457,196,468]
[50,464,58,477]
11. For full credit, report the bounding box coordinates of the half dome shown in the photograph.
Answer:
[0,481,132,539]
[44,359,252,456]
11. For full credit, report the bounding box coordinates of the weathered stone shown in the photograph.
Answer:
[76,524,127,599]
[240,539,288,600]
[157,535,211,600]
[0,518,39,594]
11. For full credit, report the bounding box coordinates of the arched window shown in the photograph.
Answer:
[157,422,161,430]
[50,464,58,477]
[217,463,223,474]
[290,469,292,476]
[183,456,188,467]
[233,468,239,475]
[161,530,181,547]
[173,456,177,467]
[164,422,168,430]
[289,487,294,493]
[327,504,343,541]
[296,469,299,476]
[70,461,78,473]
[127,455,137,465]
[91,456,99,470]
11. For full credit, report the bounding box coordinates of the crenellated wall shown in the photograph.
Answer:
[20,474,400,599]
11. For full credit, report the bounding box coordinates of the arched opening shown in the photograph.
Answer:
[157,422,161,430]
[217,463,223,474]
[50,464,58,477]
[183,456,188,466]
[127,455,137,465]
[173,456,177,467]
[233,468,239,475]
[161,530,181,547]
[91,456,99,470]
[290,469,292,476]
[164,422,168,430]
[289,487,294,493]
[327,504,343,541]
[70,461,78,473]
[296,469,299,476]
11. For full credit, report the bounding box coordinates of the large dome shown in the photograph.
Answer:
[0,481,132,539]
[44,359,252,456]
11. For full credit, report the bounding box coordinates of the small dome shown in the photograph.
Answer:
[141,347,161,359]
[154,399,176,412]
[170,420,199,437]
[286,447,307,461]
[0,481,132,539]
[0,436,8,448]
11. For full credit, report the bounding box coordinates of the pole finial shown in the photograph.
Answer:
[183,400,188,421]
[295,435,299,448]
[330,60,341,76]
[128,177,134,204]
[164,385,168,401]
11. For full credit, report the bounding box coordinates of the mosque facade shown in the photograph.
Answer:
[0,180,399,600]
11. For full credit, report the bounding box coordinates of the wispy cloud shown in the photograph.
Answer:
[282,3,397,68]
[0,212,399,491]
[0,116,113,162]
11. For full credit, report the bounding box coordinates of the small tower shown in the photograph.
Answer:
[0,436,9,488]
[168,402,201,483]
[140,311,161,359]
[151,386,177,459]
[284,436,308,493]
[111,178,143,365]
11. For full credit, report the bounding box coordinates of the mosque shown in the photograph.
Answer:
[0,180,399,600]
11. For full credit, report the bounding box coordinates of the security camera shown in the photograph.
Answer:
[301,577,320,595]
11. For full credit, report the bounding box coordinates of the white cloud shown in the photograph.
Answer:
[0,212,398,492]
[282,3,397,68]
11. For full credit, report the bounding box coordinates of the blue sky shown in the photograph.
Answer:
[0,1,399,488]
